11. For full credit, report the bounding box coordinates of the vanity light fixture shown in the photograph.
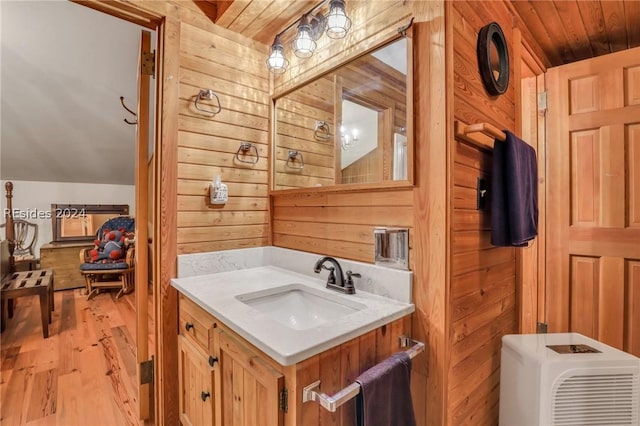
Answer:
[266,35,289,74]
[325,0,352,39]
[266,0,352,73]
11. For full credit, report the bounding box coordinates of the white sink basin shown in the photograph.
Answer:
[236,283,366,330]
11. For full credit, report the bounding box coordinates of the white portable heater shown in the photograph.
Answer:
[499,333,640,426]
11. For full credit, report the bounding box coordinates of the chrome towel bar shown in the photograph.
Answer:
[302,336,424,412]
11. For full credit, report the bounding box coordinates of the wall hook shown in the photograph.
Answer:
[195,89,222,115]
[120,96,138,125]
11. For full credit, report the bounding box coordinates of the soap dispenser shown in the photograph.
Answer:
[210,175,228,205]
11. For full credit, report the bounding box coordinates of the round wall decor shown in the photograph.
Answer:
[477,22,509,96]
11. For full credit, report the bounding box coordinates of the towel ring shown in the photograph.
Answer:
[235,142,259,165]
[313,121,332,141]
[286,150,304,170]
[195,89,222,115]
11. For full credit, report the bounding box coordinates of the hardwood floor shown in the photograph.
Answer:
[0,288,152,425]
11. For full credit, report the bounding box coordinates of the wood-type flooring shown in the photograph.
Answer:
[0,288,152,425]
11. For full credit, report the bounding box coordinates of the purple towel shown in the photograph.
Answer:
[491,130,538,247]
[355,351,416,426]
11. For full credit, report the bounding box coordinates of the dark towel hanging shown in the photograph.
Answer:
[491,130,538,247]
[355,351,416,426]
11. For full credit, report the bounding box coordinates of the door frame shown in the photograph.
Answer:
[73,1,179,424]
[513,28,547,333]
[135,28,152,420]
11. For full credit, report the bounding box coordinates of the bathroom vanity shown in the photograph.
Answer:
[172,251,415,426]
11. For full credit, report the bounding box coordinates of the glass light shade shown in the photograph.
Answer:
[292,16,316,58]
[326,0,352,39]
[266,36,289,74]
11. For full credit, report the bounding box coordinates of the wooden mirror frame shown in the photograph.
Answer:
[51,203,129,243]
[477,22,509,96]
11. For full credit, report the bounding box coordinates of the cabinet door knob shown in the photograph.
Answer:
[185,322,194,331]
[201,391,211,402]
[208,356,218,367]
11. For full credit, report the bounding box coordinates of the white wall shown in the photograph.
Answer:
[1,180,135,257]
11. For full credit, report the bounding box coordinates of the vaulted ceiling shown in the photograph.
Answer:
[1,1,144,185]
[204,0,640,68]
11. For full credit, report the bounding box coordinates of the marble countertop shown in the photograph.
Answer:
[171,265,414,366]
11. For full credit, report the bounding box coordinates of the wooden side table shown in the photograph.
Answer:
[0,269,55,338]
[40,242,93,290]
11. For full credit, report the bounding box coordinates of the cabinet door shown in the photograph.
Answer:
[217,330,284,426]
[178,335,217,426]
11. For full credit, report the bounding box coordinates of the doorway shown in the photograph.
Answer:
[0,1,158,422]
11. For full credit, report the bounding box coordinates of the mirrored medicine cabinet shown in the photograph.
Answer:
[272,31,413,191]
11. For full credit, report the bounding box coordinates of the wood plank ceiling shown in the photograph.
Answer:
[203,0,640,68]
[510,0,640,66]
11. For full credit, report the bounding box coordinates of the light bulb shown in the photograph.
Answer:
[266,36,289,74]
[292,15,317,58]
[326,0,351,39]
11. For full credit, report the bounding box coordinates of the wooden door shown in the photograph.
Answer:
[178,335,217,426]
[546,46,640,355]
[135,29,153,419]
[217,330,284,426]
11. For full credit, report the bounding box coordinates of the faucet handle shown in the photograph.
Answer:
[323,265,337,284]
[345,270,361,288]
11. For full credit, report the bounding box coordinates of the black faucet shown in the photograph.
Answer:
[313,256,359,294]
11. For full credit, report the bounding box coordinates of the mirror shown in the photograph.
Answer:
[273,35,411,190]
[477,22,509,96]
[51,204,129,243]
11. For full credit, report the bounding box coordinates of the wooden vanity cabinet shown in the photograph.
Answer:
[178,294,284,426]
[178,293,412,426]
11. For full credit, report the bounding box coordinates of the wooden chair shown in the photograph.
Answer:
[1,219,38,271]
[78,216,135,299]
[1,182,54,338]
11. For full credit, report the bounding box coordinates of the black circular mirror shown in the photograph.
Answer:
[477,22,509,96]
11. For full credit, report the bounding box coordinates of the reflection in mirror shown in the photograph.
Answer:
[340,99,378,172]
[273,36,410,190]
[51,204,129,243]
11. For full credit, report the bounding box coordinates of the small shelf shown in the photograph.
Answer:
[454,120,506,150]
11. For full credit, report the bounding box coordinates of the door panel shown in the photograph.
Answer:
[178,335,216,426]
[546,46,640,355]
[217,330,284,426]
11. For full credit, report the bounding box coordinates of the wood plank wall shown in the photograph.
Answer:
[176,21,270,254]
[272,189,414,264]
[448,2,518,424]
